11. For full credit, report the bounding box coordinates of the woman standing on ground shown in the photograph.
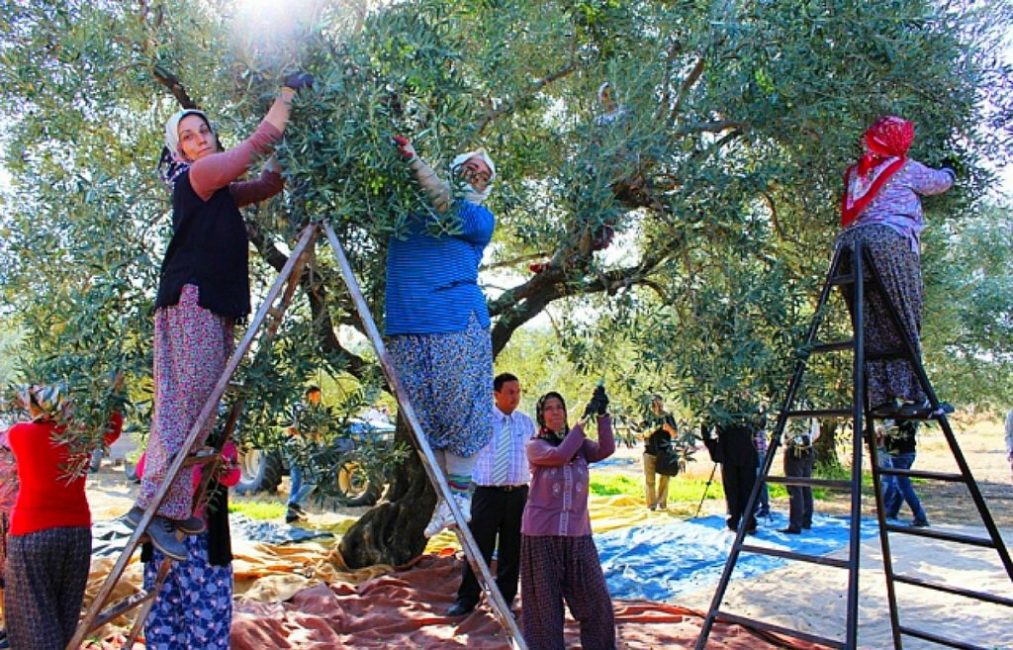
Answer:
[126,73,312,561]
[837,116,955,419]
[4,385,122,650]
[520,387,616,650]
[388,136,497,537]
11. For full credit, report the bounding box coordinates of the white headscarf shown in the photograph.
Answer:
[164,109,212,160]
[450,149,496,204]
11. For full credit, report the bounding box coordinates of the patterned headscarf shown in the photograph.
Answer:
[14,383,72,423]
[157,108,214,185]
[535,391,569,445]
[450,149,496,204]
[840,116,914,227]
[859,115,915,176]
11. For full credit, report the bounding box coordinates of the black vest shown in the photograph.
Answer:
[154,172,251,319]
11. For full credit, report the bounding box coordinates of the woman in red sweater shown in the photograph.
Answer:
[4,384,122,650]
[125,72,312,561]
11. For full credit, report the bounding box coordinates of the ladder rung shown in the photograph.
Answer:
[866,350,908,361]
[714,610,845,649]
[899,624,989,650]
[786,408,852,418]
[829,274,855,286]
[91,589,157,629]
[885,523,996,548]
[878,468,966,482]
[740,544,850,569]
[764,477,852,489]
[805,340,854,354]
[891,573,1013,607]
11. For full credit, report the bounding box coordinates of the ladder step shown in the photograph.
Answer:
[885,523,996,548]
[740,544,850,569]
[891,573,1013,607]
[92,589,157,629]
[866,350,908,361]
[765,477,852,489]
[786,408,852,418]
[829,273,855,286]
[878,468,966,482]
[805,340,854,354]
[899,624,989,650]
[714,610,845,649]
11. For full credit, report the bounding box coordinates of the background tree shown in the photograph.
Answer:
[1,0,1010,566]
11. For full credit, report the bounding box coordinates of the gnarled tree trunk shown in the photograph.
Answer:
[338,416,436,567]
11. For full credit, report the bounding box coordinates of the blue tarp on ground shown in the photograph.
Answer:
[596,513,881,602]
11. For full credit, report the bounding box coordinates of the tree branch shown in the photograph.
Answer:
[669,56,706,122]
[153,64,197,110]
[472,61,580,137]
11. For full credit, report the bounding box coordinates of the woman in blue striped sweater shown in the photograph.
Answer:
[389,135,497,537]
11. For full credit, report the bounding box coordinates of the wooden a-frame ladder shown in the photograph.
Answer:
[69,222,527,649]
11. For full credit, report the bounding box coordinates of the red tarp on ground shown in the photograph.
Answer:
[230,553,821,649]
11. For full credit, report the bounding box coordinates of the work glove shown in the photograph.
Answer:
[939,156,960,178]
[282,72,314,92]
[582,384,609,419]
[392,135,416,161]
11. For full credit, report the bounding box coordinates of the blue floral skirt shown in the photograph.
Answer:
[143,532,233,649]
[387,312,493,456]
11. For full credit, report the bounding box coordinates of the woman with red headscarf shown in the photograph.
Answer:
[837,116,955,419]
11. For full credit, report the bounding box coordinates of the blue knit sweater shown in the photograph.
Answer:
[384,202,495,336]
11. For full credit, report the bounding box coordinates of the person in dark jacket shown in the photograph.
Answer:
[884,420,929,527]
[125,73,312,561]
[642,396,676,511]
[702,419,759,533]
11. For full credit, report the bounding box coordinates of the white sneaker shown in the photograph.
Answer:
[453,493,472,525]
[423,494,473,537]
[424,500,455,538]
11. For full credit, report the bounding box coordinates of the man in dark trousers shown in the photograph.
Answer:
[702,418,759,534]
[782,418,819,534]
[448,372,536,616]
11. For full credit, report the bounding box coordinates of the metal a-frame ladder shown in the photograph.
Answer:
[694,238,1013,650]
[70,222,526,650]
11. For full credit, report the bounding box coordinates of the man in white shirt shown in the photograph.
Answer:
[447,372,536,617]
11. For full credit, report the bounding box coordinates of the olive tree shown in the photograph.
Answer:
[1,0,1010,565]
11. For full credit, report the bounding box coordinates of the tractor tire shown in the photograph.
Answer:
[334,457,383,507]
[236,448,285,495]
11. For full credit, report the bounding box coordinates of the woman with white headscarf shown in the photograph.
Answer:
[124,72,313,562]
[389,135,497,537]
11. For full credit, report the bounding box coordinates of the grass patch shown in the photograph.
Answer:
[229,500,287,521]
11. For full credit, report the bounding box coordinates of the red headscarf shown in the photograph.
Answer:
[840,116,915,227]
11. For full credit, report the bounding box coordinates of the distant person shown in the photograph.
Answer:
[5,384,122,650]
[1005,409,1013,483]
[752,417,770,518]
[884,421,929,527]
[642,396,676,511]
[448,372,536,617]
[875,423,899,513]
[702,418,759,534]
[285,386,322,524]
[521,387,616,650]
[781,419,820,534]
[837,115,955,420]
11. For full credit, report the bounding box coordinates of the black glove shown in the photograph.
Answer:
[582,385,609,419]
[282,72,314,92]
[939,156,960,178]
